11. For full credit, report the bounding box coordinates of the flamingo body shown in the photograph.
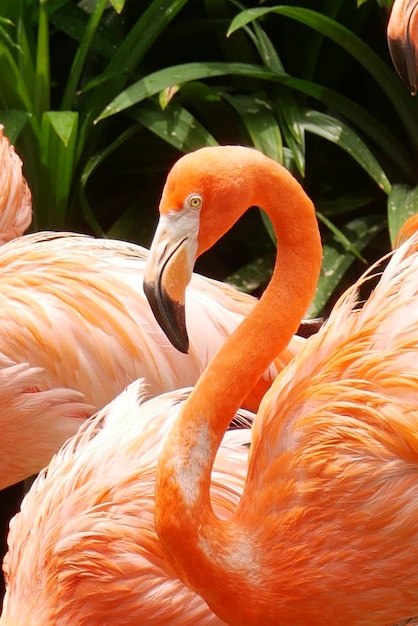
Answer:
[0,380,250,625]
[140,146,418,625]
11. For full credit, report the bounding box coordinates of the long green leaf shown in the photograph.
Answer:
[94,60,413,183]
[34,0,50,117]
[301,109,391,193]
[79,0,190,152]
[95,62,288,121]
[236,17,307,173]
[0,109,31,143]
[130,99,218,152]
[222,93,283,162]
[40,111,78,226]
[227,6,418,154]
[0,46,33,110]
[60,0,109,110]
[0,17,21,51]
[307,215,384,316]
[317,212,367,263]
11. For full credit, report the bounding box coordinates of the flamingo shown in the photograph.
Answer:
[0,379,252,625]
[387,0,418,94]
[0,129,315,489]
[139,145,418,625]
[0,125,32,244]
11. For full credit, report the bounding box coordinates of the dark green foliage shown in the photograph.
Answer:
[0,0,416,314]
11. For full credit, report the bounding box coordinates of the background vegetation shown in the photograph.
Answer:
[1,0,418,319]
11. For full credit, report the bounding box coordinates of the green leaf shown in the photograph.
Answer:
[50,3,121,60]
[109,0,125,13]
[222,93,283,162]
[94,59,413,183]
[236,17,306,174]
[307,215,384,317]
[317,191,377,217]
[0,17,21,51]
[80,0,190,145]
[317,212,367,263]
[0,45,33,111]
[39,111,79,226]
[60,0,109,110]
[34,0,50,116]
[94,61,289,121]
[272,91,306,176]
[387,183,418,245]
[227,6,418,154]
[0,109,31,143]
[226,251,275,293]
[130,99,218,152]
[301,109,392,194]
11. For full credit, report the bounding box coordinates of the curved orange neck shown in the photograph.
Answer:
[155,155,322,621]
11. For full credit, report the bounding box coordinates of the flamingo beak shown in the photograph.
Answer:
[387,0,418,95]
[144,215,198,354]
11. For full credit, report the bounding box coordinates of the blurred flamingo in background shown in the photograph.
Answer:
[0,229,295,488]
[387,0,418,94]
[0,126,32,244]
[0,380,252,625]
[138,145,418,625]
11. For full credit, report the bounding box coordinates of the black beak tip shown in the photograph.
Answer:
[144,280,190,354]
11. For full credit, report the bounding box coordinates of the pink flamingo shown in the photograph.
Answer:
[0,380,251,625]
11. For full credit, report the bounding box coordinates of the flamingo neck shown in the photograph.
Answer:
[155,160,322,615]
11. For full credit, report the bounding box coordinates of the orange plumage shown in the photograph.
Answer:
[141,146,418,625]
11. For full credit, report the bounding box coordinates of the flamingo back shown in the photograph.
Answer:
[233,234,418,624]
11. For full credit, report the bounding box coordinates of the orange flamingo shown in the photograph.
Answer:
[0,379,252,625]
[0,131,310,489]
[387,0,418,94]
[140,145,418,625]
[0,125,32,244]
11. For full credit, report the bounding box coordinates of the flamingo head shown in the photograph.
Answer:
[143,145,268,353]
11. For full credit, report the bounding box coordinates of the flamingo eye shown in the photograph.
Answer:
[187,194,202,210]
